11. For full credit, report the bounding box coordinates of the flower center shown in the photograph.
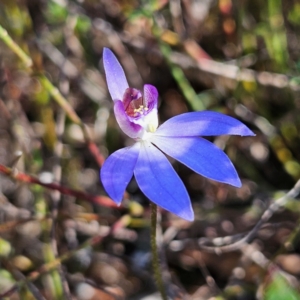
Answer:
[123,88,148,117]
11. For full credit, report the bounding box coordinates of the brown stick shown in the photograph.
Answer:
[0,164,118,209]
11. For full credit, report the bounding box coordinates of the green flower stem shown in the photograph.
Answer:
[0,24,80,125]
[0,25,105,165]
[38,76,81,125]
[0,25,33,68]
[151,203,168,300]
[159,41,205,111]
[151,21,205,111]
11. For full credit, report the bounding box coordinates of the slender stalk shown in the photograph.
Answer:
[0,25,105,167]
[38,76,81,124]
[0,163,118,208]
[0,25,33,68]
[198,179,300,253]
[0,25,77,124]
[158,41,205,111]
[151,203,168,300]
[150,19,205,111]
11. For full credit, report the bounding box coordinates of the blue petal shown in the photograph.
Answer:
[100,143,140,204]
[155,111,255,137]
[134,141,194,221]
[143,84,158,109]
[150,135,242,187]
[103,48,129,101]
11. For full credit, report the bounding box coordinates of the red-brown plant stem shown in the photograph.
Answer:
[87,141,105,166]
[0,164,118,209]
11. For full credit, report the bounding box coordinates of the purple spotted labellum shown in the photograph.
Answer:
[100,48,255,221]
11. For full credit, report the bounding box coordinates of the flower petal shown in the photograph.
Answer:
[150,135,242,187]
[100,143,141,204]
[114,100,143,138]
[155,111,255,137]
[134,141,194,221]
[143,84,158,110]
[103,48,129,101]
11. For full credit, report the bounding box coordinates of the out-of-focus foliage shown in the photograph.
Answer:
[0,0,300,299]
[265,273,300,300]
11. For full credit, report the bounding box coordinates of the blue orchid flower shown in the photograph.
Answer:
[100,48,254,221]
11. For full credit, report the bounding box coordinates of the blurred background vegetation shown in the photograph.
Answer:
[0,0,300,299]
